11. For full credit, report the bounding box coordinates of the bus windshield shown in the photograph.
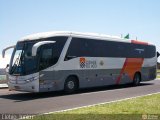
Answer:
[10,41,37,75]
[9,36,67,76]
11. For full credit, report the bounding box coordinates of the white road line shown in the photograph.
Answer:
[42,91,160,115]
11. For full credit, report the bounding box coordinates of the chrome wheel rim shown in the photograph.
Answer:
[67,81,75,89]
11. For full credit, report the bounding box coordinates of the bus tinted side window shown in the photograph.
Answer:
[127,44,156,58]
[65,38,156,60]
[94,40,126,57]
[49,37,68,62]
[145,45,156,58]
[65,38,88,60]
[127,44,146,58]
[66,38,127,58]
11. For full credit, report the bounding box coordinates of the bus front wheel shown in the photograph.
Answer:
[64,76,78,93]
[133,73,141,86]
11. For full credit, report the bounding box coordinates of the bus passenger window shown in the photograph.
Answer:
[39,48,53,70]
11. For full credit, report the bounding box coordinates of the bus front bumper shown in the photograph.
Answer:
[8,81,39,92]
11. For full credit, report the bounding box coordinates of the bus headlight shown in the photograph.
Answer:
[25,76,39,83]
[26,79,31,82]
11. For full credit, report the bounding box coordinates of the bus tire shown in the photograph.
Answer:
[133,73,141,86]
[64,76,78,93]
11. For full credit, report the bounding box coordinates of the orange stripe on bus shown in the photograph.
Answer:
[131,40,148,45]
[116,58,144,84]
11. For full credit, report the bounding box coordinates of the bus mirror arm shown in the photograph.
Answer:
[32,41,56,56]
[2,45,15,58]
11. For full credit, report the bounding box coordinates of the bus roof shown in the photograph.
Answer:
[19,31,151,45]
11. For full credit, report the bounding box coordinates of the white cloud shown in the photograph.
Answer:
[0,54,11,68]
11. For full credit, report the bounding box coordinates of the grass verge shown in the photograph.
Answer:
[157,69,160,73]
[157,76,160,79]
[32,93,160,120]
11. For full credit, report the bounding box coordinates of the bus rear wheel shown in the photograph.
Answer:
[133,73,141,86]
[64,76,78,93]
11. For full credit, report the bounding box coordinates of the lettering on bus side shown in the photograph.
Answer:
[79,58,97,69]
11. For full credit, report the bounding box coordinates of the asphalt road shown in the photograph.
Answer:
[0,80,160,114]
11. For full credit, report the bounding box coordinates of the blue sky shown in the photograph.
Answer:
[0,0,160,67]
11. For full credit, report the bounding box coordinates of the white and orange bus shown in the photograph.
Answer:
[2,31,157,92]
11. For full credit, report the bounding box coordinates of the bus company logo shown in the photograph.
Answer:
[80,58,97,68]
[80,58,86,68]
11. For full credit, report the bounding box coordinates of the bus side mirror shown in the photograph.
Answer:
[157,52,160,58]
[6,64,9,68]
[32,41,56,56]
[2,45,15,58]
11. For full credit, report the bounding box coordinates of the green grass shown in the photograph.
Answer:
[157,75,160,79]
[157,69,160,79]
[157,69,160,73]
[32,93,160,120]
